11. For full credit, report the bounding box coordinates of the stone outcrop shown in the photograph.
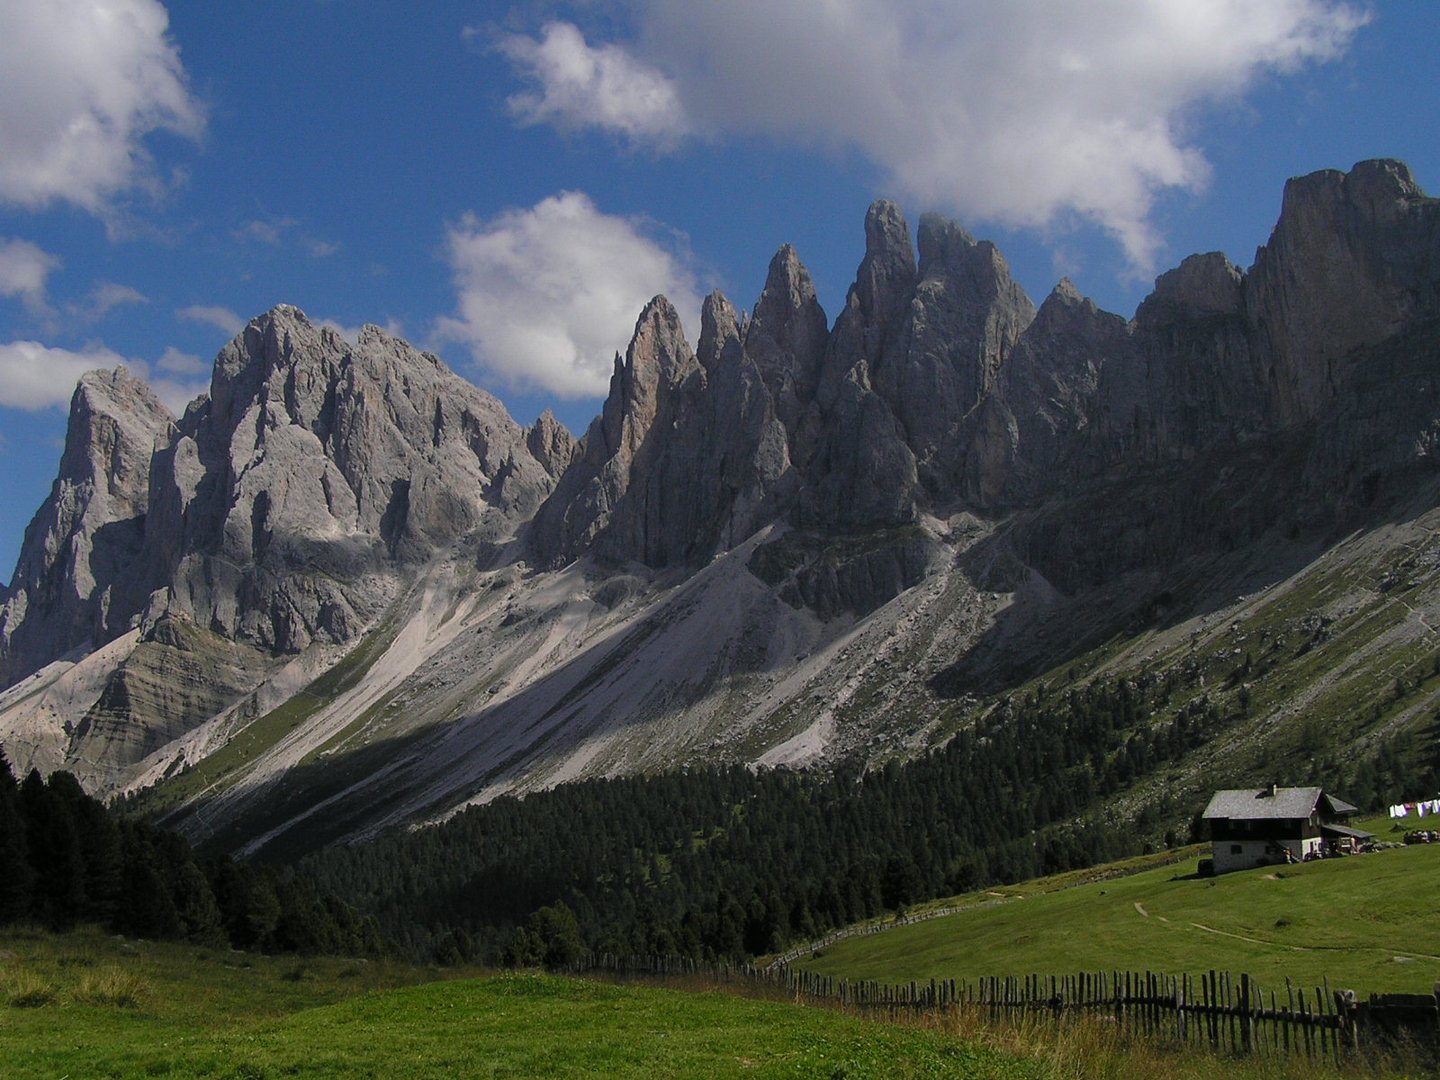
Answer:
[0,367,174,686]
[138,306,555,656]
[0,307,562,775]
[1245,160,1440,425]
[531,159,1440,605]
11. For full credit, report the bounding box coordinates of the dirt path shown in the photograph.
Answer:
[1189,922,1308,950]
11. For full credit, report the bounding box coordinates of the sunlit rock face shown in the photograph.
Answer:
[4,161,1440,853]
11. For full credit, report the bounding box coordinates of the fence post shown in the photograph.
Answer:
[1240,973,1253,1054]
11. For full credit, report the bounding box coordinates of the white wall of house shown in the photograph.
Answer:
[1212,836,1322,873]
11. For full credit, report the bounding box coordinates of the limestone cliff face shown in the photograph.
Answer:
[533,160,1440,609]
[1245,160,1440,425]
[0,307,560,786]
[0,368,174,686]
[5,159,1440,838]
[874,213,1035,498]
[528,296,700,566]
[141,306,554,656]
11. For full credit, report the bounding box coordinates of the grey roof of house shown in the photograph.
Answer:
[1322,793,1361,817]
[1321,823,1375,840]
[1202,786,1323,821]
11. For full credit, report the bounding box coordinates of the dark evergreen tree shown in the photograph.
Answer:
[19,770,86,928]
[0,751,32,922]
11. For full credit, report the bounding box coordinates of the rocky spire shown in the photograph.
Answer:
[697,290,744,373]
[530,296,700,565]
[141,305,555,653]
[526,410,578,479]
[1245,159,1440,424]
[0,367,175,686]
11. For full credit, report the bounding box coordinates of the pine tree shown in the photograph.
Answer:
[0,750,32,923]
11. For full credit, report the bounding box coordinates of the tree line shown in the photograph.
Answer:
[0,751,383,956]
[300,674,1242,965]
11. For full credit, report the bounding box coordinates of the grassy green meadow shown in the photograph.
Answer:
[798,832,1440,996]
[5,835,1438,1078]
[0,928,1039,1079]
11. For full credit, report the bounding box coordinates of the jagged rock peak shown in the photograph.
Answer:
[228,304,343,371]
[853,199,917,321]
[754,244,823,321]
[207,304,344,438]
[1050,277,1084,304]
[628,295,693,384]
[916,212,977,271]
[0,362,176,686]
[62,366,175,505]
[1136,252,1243,323]
[698,290,743,371]
[75,362,167,408]
[912,210,1036,328]
[746,243,828,385]
[1276,159,1424,233]
[1032,278,1107,327]
[526,409,578,478]
[1246,159,1439,422]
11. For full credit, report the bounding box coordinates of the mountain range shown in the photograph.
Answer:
[2,159,1438,857]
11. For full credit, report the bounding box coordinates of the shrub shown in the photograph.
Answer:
[4,969,58,1008]
[74,966,149,1008]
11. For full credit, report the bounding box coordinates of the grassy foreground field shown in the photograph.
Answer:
[798,831,1440,996]
[0,928,1039,1079]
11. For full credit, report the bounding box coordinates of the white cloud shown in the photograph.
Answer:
[0,339,207,414]
[234,218,340,259]
[0,238,62,315]
[505,1,1368,268]
[0,341,126,409]
[177,304,244,337]
[0,0,204,213]
[72,281,148,323]
[497,20,691,146]
[156,345,204,374]
[145,371,208,414]
[234,218,295,246]
[435,191,701,398]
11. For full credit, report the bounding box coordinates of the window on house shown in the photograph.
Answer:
[1231,844,1243,855]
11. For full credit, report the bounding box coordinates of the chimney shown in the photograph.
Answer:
[1265,781,1278,797]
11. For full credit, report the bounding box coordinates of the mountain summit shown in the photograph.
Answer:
[2,161,1439,856]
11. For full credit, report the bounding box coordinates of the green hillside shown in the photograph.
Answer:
[797,839,1440,996]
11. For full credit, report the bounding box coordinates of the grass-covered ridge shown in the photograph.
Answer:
[797,839,1440,996]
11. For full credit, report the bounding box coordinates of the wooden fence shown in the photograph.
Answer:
[569,952,1439,1063]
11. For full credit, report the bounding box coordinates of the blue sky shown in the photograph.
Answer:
[0,0,1435,587]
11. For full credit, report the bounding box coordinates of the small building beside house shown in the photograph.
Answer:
[1201,784,1370,874]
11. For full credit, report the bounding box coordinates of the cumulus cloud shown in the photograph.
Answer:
[0,0,204,213]
[502,1,1367,268]
[0,339,207,413]
[145,370,209,414]
[156,345,204,375]
[0,341,126,409]
[436,191,701,398]
[0,238,62,315]
[177,304,244,337]
[497,21,690,146]
[71,281,149,323]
